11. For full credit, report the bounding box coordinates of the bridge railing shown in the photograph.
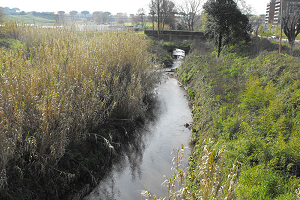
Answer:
[144,30,207,40]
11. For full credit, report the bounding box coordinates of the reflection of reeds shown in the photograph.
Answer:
[142,140,240,200]
[0,24,158,191]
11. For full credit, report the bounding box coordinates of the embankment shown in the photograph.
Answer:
[176,39,300,199]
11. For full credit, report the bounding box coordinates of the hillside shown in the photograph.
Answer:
[5,14,55,24]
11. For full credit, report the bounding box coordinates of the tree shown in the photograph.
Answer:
[81,11,89,17]
[178,0,202,31]
[203,0,251,57]
[149,0,162,34]
[249,15,265,36]
[0,7,4,23]
[274,25,281,38]
[258,24,264,37]
[149,0,177,34]
[149,8,155,32]
[135,8,146,27]
[161,0,177,29]
[116,13,128,24]
[103,12,111,24]
[57,11,65,24]
[92,11,111,25]
[282,11,300,49]
[92,11,104,24]
[235,0,252,16]
[81,11,90,24]
[267,23,273,38]
[69,10,78,24]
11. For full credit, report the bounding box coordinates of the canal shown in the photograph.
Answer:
[85,58,192,200]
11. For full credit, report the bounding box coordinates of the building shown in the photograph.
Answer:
[265,0,300,25]
[265,0,276,24]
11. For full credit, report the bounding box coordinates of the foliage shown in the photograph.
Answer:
[176,39,300,199]
[203,0,251,57]
[0,7,4,24]
[0,25,158,199]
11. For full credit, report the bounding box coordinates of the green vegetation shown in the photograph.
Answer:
[203,0,251,57]
[5,14,55,24]
[177,39,300,199]
[145,37,300,199]
[0,23,158,199]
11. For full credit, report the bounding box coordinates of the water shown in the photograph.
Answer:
[85,58,192,200]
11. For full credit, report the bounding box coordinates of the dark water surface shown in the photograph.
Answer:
[85,59,192,200]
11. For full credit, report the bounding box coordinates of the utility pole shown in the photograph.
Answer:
[279,0,283,53]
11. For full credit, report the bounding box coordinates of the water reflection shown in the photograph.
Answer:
[85,59,192,200]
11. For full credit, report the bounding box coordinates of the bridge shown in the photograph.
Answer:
[144,30,207,41]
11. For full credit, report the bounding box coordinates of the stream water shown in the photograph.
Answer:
[84,59,192,200]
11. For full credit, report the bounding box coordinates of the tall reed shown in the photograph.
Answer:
[142,141,240,200]
[0,25,158,190]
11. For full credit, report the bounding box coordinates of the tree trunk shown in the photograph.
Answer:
[157,0,160,39]
[218,33,223,58]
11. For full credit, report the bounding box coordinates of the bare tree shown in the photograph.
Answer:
[149,0,177,34]
[282,11,300,49]
[161,0,177,29]
[136,8,146,27]
[235,0,253,16]
[149,0,156,32]
[249,15,265,36]
[103,12,111,24]
[93,11,104,24]
[116,13,128,24]
[178,0,202,31]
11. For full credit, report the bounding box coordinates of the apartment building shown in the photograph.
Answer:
[265,0,300,25]
[265,0,276,24]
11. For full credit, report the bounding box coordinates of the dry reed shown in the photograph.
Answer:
[0,25,158,190]
[142,140,240,200]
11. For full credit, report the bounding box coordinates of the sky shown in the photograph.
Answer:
[1,0,269,15]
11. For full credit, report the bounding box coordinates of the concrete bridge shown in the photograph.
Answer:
[144,30,207,41]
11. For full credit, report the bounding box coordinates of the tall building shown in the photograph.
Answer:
[265,0,300,25]
[265,0,276,24]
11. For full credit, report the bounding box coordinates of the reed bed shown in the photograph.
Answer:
[0,25,158,194]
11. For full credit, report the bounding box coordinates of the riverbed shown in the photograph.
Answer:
[84,59,192,200]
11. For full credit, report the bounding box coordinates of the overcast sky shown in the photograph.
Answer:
[1,0,269,15]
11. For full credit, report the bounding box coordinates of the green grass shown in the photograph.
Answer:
[172,39,300,199]
[5,14,55,24]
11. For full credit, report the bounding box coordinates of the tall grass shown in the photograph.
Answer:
[0,24,158,195]
[141,142,240,200]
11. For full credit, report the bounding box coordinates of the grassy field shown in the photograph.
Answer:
[5,14,55,24]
